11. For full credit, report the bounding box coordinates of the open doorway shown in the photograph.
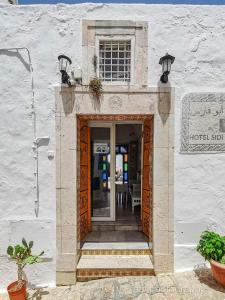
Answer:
[115,124,142,228]
[85,122,147,243]
[77,115,154,280]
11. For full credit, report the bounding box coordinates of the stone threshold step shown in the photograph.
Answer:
[77,268,155,281]
[81,242,152,255]
[77,255,153,269]
[82,242,151,250]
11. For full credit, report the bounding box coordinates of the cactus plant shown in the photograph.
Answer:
[7,238,44,293]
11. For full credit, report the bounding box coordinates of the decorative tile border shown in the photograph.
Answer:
[77,268,155,281]
[78,114,152,121]
[81,249,152,255]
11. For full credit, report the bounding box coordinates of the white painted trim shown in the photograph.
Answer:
[112,123,116,221]
[89,120,143,125]
[89,122,115,221]
[115,120,143,125]
[174,244,197,247]
[89,121,112,127]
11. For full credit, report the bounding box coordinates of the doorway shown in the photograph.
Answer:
[115,123,142,228]
[76,115,154,279]
[77,115,153,244]
[82,120,151,244]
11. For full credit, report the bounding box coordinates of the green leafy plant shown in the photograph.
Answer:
[89,77,103,100]
[197,231,225,264]
[7,238,44,291]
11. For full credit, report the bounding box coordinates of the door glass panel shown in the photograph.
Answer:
[115,145,129,184]
[115,154,123,183]
[91,127,111,218]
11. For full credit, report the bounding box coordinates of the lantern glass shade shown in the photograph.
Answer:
[159,53,175,74]
[163,58,171,73]
[58,55,72,72]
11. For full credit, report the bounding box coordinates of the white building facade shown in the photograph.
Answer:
[0,3,225,290]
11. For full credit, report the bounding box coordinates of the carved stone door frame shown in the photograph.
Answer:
[55,86,174,285]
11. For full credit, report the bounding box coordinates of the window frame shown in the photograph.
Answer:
[96,35,135,86]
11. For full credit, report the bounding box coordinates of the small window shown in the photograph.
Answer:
[99,40,131,83]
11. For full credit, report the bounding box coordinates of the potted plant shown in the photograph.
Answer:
[89,77,103,101]
[6,238,44,300]
[197,230,225,287]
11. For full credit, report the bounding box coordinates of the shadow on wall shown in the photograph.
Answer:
[157,79,171,125]
[60,87,75,116]
[0,49,30,71]
[90,92,103,112]
[60,86,103,115]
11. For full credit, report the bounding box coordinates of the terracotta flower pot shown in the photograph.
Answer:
[7,280,26,300]
[210,260,225,287]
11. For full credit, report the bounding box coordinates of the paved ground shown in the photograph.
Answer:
[1,267,225,300]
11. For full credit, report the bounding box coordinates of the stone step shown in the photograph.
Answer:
[92,222,141,231]
[81,242,152,255]
[77,255,154,281]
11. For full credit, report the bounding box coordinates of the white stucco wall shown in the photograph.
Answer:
[0,0,17,4]
[1,3,225,289]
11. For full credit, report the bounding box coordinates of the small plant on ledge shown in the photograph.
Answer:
[89,77,103,101]
[197,230,225,287]
[6,238,44,300]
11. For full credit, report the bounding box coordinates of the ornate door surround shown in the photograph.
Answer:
[55,86,174,284]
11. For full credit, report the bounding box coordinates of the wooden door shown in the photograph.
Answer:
[142,116,153,240]
[78,119,91,242]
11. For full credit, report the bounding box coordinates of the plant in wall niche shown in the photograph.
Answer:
[197,231,225,287]
[89,77,103,101]
[6,238,44,300]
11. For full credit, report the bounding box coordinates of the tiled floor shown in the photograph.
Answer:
[84,230,148,242]
[89,202,143,241]
[116,203,141,222]
[92,199,141,224]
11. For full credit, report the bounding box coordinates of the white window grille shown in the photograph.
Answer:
[98,40,131,82]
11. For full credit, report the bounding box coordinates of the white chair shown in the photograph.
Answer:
[116,184,128,207]
[128,180,137,194]
[131,184,141,214]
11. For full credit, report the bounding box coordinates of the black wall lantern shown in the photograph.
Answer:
[159,53,175,83]
[58,55,72,86]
